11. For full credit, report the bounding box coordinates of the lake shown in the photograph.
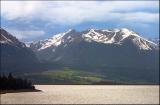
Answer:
[1,85,159,104]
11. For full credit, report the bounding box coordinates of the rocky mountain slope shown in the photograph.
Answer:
[1,28,159,83]
[30,28,159,83]
[31,28,158,51]
[0,28,40,74]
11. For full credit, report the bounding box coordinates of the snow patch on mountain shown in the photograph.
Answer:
[30,28,158,51]
[82,29,112,43]
[33,29,73,51]
[83,28,134,44]
[82,28,157,50]
[1,33,13,44]
[1,28,26,48]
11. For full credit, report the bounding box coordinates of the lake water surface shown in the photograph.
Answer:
[1,85,159,104]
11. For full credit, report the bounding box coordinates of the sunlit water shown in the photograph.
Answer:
[1,85,159,104]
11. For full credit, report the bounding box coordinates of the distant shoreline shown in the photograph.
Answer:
[1,84,159,94]
[0,83,160,94]
[0,89,41,94]
[33,82,160,85]
[34,84,160,86]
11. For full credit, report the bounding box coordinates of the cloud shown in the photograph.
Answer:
[1,1,159,25]
[111,12,159,23]
[6,28,45,40]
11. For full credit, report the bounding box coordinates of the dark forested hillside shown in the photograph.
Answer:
[0,73,35,90]
[0,28,41,73]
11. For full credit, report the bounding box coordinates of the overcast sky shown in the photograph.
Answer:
[1,1,159,42]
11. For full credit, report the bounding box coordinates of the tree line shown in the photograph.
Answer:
[0,73,35,90]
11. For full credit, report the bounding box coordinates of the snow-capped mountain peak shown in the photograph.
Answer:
[0,28,26,47]
[30,28,158,51]
[31,29,74,51]
[82,28,137,44]
[81,28,158,50]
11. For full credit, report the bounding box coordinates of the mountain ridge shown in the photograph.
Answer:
[30,28,158,52]
[1,28,159,84]
[0,28,40,73]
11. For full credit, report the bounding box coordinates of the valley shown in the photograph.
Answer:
[24,68,103,84]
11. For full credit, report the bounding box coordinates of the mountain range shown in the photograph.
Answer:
[0,28,159,84]
[149,38,159,45]
[0,28,41,74]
